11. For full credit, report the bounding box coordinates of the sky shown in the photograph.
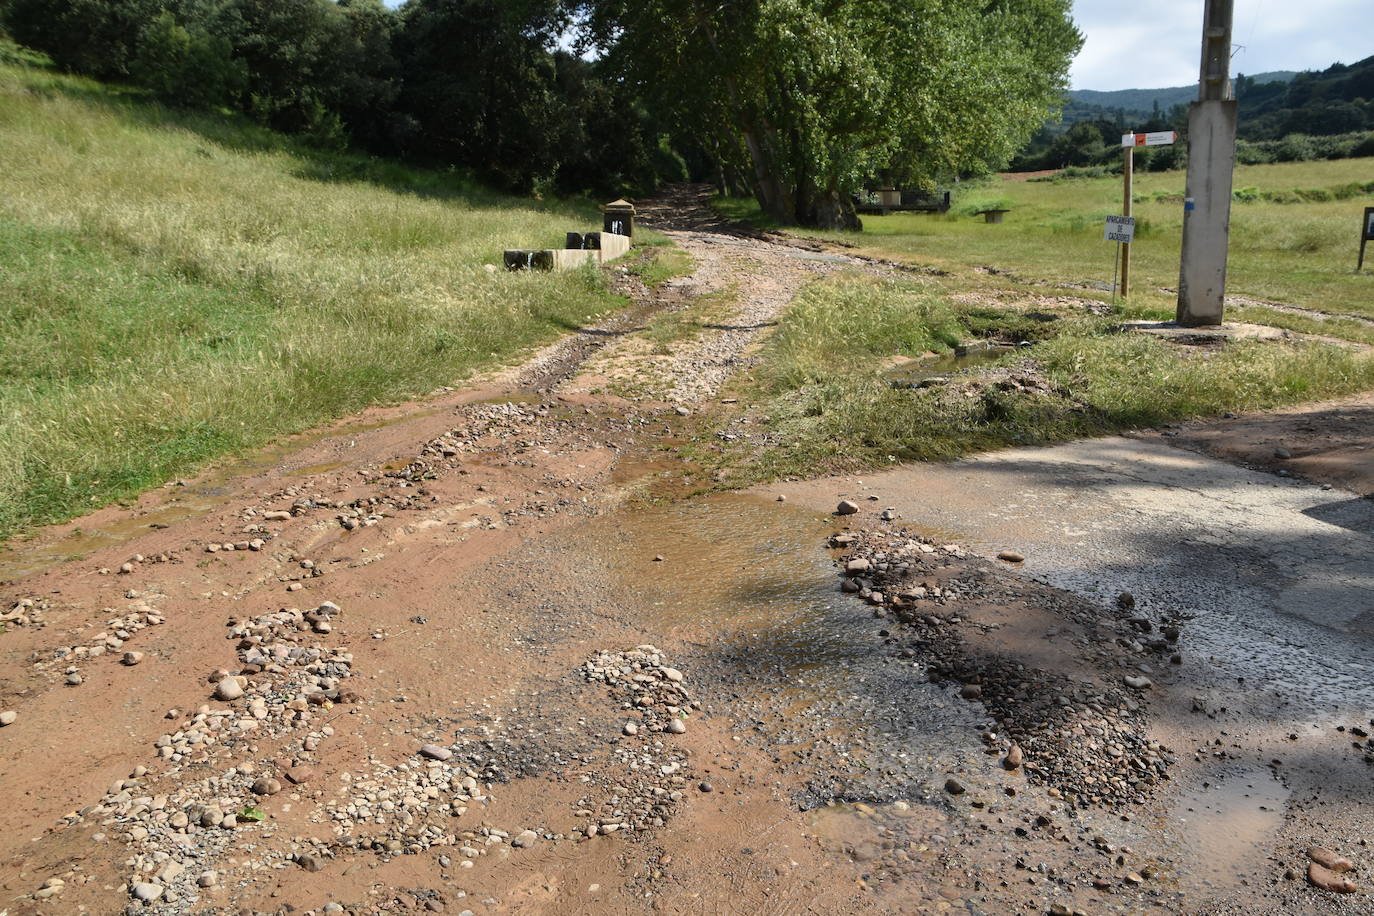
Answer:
[1070,0,1372,90]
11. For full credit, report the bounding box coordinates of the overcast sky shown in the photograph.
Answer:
[1070,1,1372,90]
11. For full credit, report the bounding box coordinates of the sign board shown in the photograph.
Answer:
[1104,215,1136,244]
[1121,131,1179,148]
[1360,206,1374,270]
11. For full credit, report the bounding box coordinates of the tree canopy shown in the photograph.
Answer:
[579,0,1081,227]
[2,0,1081,225]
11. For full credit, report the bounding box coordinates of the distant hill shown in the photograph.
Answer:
[1070,71,1297,117]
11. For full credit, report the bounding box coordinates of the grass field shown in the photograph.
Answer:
[0,49,635,537]
[719,158,1374,320]
[710,160,1374,482]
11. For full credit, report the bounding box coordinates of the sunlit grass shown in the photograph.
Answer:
[0,57,630,536]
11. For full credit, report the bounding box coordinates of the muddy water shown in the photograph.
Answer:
[585,493,993,905]
[1168,764,1289,897]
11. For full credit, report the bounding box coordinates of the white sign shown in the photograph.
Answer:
[1121,131,1179,148]
[1104,215,1136,244]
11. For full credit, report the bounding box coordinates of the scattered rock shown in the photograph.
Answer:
[1002,744,1024,771]
[667,718,687,734]
[836,500,860,516]
[1123,675,1152,690]
[122,651,144,666]
[0,710,15,726]
[1274,446,1292,459]
[944,777,967,795]
[512,829,539,848]
[622,721,639,736]
[959,684,983,700]
[997,550,1025,563]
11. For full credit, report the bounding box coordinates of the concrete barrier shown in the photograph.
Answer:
[505,226,633,272]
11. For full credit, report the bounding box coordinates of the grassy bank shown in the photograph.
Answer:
[716,273,1374,481]
[736,158,1374,320]
[0,53,633,537]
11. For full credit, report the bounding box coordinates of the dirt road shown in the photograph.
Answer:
[2,188,1372,916]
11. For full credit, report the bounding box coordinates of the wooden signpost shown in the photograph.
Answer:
[1115,131,1178,298]
[1360,206,1374,271]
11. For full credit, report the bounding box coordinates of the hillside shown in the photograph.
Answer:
[0,47,633,536]
[1069,70,1297,116]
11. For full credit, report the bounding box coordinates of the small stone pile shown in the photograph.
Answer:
[833,527,1176,809]
[2,596,48,629]
[38,600,168,685]
[53,601,355,911]
[575,646,696,837]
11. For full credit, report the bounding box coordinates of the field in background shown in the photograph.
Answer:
[0,55,633,537]
[708,159,1374,482]
[726,158,1374,320]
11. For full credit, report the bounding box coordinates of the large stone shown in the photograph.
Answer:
[836,500,860,516]
[1308,846,1354,873]
[1308,862,1357,894]
[214,678,244,701]
[419,744,452,761]
[130,883,164,902]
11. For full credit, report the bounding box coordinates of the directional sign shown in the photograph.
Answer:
[1104,215,1136,244]
[1121,131,1179,148]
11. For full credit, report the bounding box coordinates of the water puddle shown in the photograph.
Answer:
[1168,764,1288,896]
[887,345,1016,388]
[586,494,988,807]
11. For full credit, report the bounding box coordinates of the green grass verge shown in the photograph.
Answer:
[719,273,1374,481]
[0,55,630,537]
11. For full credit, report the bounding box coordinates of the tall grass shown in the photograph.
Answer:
[728,274,1374,480]
[0,59,627,536]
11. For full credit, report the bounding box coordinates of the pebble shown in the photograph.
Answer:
[944,777,967,795]
[667,718,687,734]
[0,710,15,726]
[284,765,315,784]
[959,684,983,700]
[836,500,860,515]
[1002,744,1024,771]
[698,782,713,792]
[1123,675,1152,690]
[1274,446,1292,459]
[623,722,639,736]
[65,673,82,686]
[512,829,539,848]
[997,550,1025,563]
[122,651,144,666]
[197,872,218,888]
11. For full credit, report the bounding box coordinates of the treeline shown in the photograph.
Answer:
[1013,55,1374,173]
[0,0,1082,228]
[0,0,684,197]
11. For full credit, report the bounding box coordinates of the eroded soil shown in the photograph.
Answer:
[1,187,1371,916]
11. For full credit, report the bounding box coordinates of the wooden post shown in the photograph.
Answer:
[1121,144,1133,298]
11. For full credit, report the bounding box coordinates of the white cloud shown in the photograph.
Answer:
[1070,0,1372,90]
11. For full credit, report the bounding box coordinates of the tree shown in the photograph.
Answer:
[579,0,1081,229]
[395,0,572,192]
[130,9,247,108]
[1,0,162,78]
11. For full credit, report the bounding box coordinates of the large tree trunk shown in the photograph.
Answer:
[795,181,862,231]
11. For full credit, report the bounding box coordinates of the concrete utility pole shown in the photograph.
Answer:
[1121,143,1133,298]
[1176,0,1237,327]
